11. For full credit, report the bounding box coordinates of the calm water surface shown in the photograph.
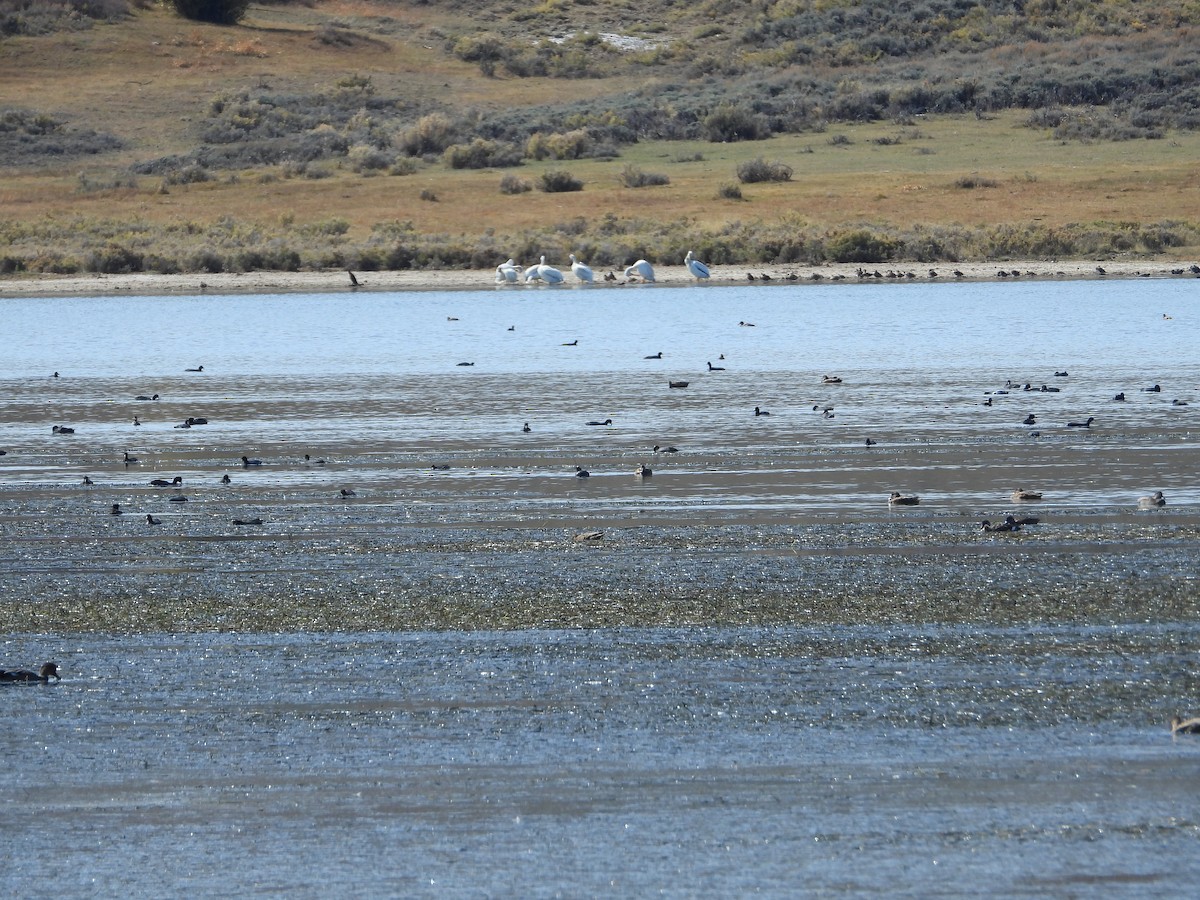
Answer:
[3,279,1199,896]
[1,278,1198,515]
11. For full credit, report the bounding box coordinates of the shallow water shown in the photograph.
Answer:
[2,279,1200,895]
[4,626,1200,896]
[1,278,1198,516]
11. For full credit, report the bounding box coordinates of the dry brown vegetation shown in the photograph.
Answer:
[2,1,1199,273]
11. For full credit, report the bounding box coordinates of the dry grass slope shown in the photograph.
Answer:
[2,1,1199,273]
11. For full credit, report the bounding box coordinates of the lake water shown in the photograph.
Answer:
[2,277,1199,896]
[1,277,1198,516]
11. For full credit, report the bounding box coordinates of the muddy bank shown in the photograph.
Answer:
[1,259,1194,297]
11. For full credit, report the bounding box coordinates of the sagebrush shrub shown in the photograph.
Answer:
[172,0,249,25]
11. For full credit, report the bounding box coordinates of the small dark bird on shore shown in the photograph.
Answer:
[348,270,360,287]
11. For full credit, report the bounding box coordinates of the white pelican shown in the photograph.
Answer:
[624,259,655,282]
[536,255,564,284]
[569,254,594,284]
[495,259,520,284]
[685,250,710,281]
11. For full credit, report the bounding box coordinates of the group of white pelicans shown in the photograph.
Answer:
[494,251,711,285]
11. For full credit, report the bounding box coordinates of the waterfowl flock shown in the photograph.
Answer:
[5,294,1190,563]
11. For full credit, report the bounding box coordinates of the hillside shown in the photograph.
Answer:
[2,0,1199,274]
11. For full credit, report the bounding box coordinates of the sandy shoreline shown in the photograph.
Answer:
[1,258,1195,297]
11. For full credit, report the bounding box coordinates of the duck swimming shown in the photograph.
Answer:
[888,492,920,506]
[150,476,183,487]
[1067,417,1095,428]
[241,456,263,466]
[635,464,652,477]
[586,418,613,426]
[707,361,725,371]
[1006,515,1040,526]
[1010,488,1042,501]
[980,519,1020,532]
[1,662,60,684]
[146,514,162,525]
[1138,491,1166,508]
[754,406,771,416]
[669,381,689,389]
